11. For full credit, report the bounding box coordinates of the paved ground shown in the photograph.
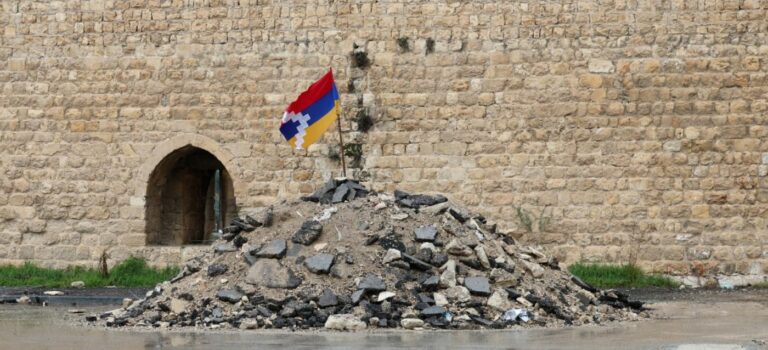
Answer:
[0,288,766,350]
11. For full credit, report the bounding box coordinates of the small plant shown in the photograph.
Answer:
[351,44,370,69]
[344,143,363,168]
[425,38,435,55]
[516,206,533,233]
[354,109,374,133]
[568,263,680,289]
[397,37,410,52]
[98,250,109,278]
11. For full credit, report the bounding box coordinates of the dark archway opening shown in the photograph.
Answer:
[145,146,237,245]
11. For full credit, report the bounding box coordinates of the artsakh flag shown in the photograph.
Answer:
[280,70,341,150]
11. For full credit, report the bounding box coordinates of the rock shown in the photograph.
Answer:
[394,191,448,209]
[304,253,335,274]
[377,291,396,302]
[216,289,244,303]
[382,248,402,263]
[351,289,366,304]
[245,259,302,289]
[439,260,457,288]
[291,220,323,245]
[464,277,491,296]
[445,239,473,256]
[401,318,425,329]
[447,207,470,223]
[421,275,440,290]
[70,281,85,289]
[324,314,367,331]
[170,298,189,314]
[414,225,438,242]
[16,296,31,304]
[433,293,448,306]
[474,246,491,270]
[207,263,228,277]
[420,305,446,317]
[318,288,338,307]
[332,183,350,203]
[487,289,512,311]
[444,286,471,303]
[255,239,287,258]
[521,260,545,278]
[358,274,387,292]
[379,236,406,252]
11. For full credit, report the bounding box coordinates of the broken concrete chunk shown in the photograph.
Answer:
[414,225,438,242]
[487,289,511,311]
[255,239,287,259]
[464,277,491,296]
[444,286,471,303]
[474,246,491,270]
[324,314,367,331]
[382,248,402,264]
[377,291,396,302]
[169,298,189,314]
[391,213,409,221]
[420,305,447,317]
[421,275,440,290]
[445,239,473,256]
[214,243,237,253]
[291,220,323,245]
[318,288,338,307]
[439,260,457,288]
[357,274,386,292]
[304,253,335,274]
[521,260,545,278]
[245,259,302,289]
[207,263,228,277]
[400,318,425,329]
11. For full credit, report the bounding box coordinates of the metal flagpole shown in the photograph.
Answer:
[336,110,347,178]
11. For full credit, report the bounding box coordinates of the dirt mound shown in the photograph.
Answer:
[94,179,646,330]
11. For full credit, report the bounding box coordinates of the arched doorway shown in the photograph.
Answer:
[145,146,237,245]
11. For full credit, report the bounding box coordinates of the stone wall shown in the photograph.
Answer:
[1,0,767,275]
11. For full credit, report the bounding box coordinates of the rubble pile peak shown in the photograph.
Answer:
[95,179,646,331]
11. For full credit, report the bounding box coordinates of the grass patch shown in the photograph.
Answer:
[0,257,178,288]
[568,263,679,289]
[751,282,768,288]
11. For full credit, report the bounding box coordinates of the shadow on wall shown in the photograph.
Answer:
[144,146,237,245]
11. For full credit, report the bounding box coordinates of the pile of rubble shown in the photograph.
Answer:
[94,179,646,331]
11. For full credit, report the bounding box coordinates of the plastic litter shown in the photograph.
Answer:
[502,308,530,323]
[444,312,453,322]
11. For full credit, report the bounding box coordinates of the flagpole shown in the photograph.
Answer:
[336,109,347,178]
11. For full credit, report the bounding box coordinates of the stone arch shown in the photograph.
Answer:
[133,134,244,245]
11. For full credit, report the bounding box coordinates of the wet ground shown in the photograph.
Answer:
[0,288,767,350]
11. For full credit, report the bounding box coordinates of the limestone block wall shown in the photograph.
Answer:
[1,0,767,275]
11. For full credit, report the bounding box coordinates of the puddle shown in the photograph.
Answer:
[0,301,766,350]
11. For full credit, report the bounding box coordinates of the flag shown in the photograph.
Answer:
[280,70,341,150]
